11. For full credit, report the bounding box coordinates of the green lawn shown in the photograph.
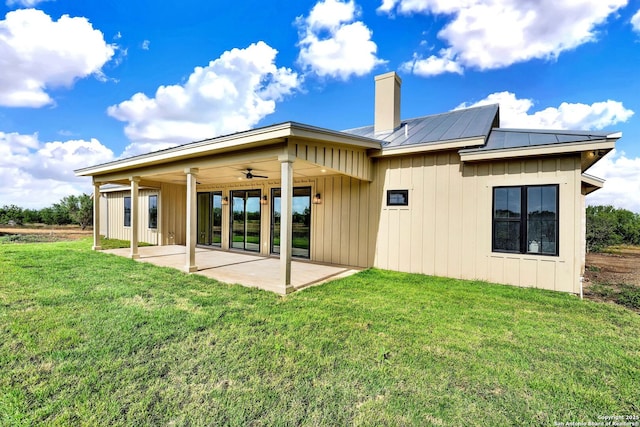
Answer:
[1,240,638,426]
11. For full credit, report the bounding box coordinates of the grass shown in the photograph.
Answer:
[0,233,63,244]
[589,283,640,310]
[1,240,639,426]
[98,238,153,250]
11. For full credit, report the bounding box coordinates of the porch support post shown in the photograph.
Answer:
[92,182,102,250]
[278,154,295,294]
[130,176,140,259]
[185,168,199,273]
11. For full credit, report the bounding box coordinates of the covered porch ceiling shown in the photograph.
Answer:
[76,122,381,187]
[101,155,341,188]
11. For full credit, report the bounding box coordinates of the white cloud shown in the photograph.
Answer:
[0,9,115,107]
[457,91,634,130]
[632,9,640,32]
[586,150,640,213]
[107,41,300,158]
[6,0,49,6]
[380,0,627,75]
[297,0,386,80]
[401,48,463,76]
[141,40,150,50]
[0,131,115,209]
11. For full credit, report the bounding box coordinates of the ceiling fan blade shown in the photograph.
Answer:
[242,168,268,179]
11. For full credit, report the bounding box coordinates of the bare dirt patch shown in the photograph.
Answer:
[0,225,92,242]
[584,246,640,312]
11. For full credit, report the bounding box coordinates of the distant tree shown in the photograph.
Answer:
[614,208,640,245]
[40,207,56,225]
[0,204,24,225]
[49,202,73,226]
[586,205,640,252]
[22,209,42,224]
[60,194,93,230]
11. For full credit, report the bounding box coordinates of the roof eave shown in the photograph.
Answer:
[459,138,617,163]
[75,122,382,177]
[582,173,605,195]
[371,136,486,157]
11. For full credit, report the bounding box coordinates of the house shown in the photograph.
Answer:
[75,72,619,295]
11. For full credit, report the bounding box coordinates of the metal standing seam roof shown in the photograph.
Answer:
[460,128,617,153]
[342,104,499,148]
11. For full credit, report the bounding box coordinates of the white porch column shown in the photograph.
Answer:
[92,182,102,250]
[185,168,199,273]
[278,154,295,294]
[130,176,140,259]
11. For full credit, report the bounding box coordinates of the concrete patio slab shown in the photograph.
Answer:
[102,245,361,293]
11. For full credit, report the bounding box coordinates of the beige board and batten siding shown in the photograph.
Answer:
[104,188,161,245]
[196,174,381,268]
[374,151,584,293]
[293,140,373,181]
[159,182,186,246]
[311,175,381,268]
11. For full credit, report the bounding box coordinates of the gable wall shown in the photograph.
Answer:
[374,151,584,293]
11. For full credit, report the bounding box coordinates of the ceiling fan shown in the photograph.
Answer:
[242,168,268,179]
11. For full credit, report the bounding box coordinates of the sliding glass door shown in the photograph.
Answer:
[271,187,311,259]
[230,189,261,252]
[197,192,222,247]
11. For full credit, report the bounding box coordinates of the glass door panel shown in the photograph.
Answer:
[197,192,211,245]
[230,190,261,252]
[212,192,222,246]
[197,191,222,247]
[271,187,311,259]
[231,193,246,250]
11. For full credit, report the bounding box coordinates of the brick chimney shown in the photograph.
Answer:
[374,71,402,134]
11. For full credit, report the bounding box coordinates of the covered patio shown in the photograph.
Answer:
[103,245,362,294]
[78,122,379,295]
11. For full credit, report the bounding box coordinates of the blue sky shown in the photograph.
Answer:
[1,0,639,211]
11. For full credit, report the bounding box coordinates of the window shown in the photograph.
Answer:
[148,195,158,229]
[492,185,558,255]
[387,189,409,206]
[124,196,131,227]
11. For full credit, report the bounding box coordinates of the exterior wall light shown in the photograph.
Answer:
[260,195,268,205]
[222,196,229,205]
[312,193,322,204]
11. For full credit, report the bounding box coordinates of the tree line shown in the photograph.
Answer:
[586,205,640,252]
[0,194,93,230]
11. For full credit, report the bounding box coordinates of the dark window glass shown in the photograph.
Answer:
[493,187,521,252]
[148,195,158,229]
[124,197,131,227]
[387,190,409,206]
[526,186,558,255]
[492,185,558,256]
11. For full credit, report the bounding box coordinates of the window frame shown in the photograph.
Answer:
[491,184,559,256]
[148,195,158,229]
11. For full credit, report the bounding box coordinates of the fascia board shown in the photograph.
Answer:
[581,173,605,188]
[372,136,486,157]
[289,126,382,149]
[76,126,292,176]
[459,139,616,162]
